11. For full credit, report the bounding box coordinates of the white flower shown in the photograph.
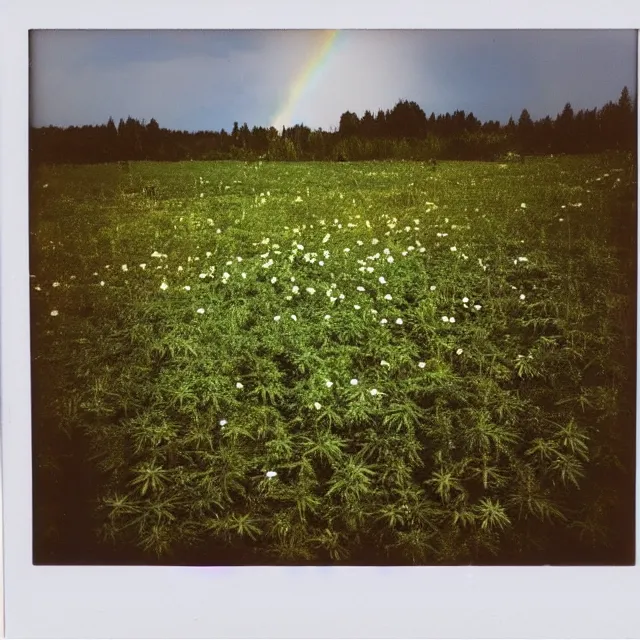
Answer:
[395,318,403,325]
[200,193,204,198]
[430,285,436,291]
[450,246,457,252]
[380,360,390,367]
[266,471,278,478]
[354,305,361,310]
[322,234,331,243]
[151,251,163,258]
[325,380,334,388]
[384,294,392,301]
[296,244,304,251]
[350,379,359,386]
[441,316,449,322]
[160,282,168,291]
[271,277,278,284]
[222,272,230,279]
[520,294,526,300]
[121,264,128,272]
[314,402,322,410]
[372,238,379,245]
[292,286,299,294]
[380,318,388,325]
[274,315,281,322]
[241,272,247,279]
[50,310,59,317]
[100,281,105,286]
[520,203,527,209]
[518,257,529,262]
[219,419,228,426]
[474,304,482,310]
[462,297,469,303]
[199,273,207,279]
[418,362,426,369]
[306,287,316,295]
[449,316,456,323]
[294,196,303,203]
[344,247,350,253]
[196,308,205,314]
[456,348,464,355]
[52,282,60,288]
[386,256,394,263]
[290,314,297,321]
[324,314,331,320]
[356,286,365,292]
[379,277,387,284]
[236,382,244,389]
[369,389,379,396]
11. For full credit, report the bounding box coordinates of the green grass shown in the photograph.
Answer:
[30,155,636,564]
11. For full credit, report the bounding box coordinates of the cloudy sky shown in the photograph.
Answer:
[31,30,637,132]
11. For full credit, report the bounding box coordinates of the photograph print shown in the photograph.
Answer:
[29,29,637,566]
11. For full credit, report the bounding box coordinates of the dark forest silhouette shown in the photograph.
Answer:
[31,87,636,164]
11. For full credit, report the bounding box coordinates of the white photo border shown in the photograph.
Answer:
[1,1,639,638]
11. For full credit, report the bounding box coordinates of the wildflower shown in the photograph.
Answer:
[294,196,303,203]
[151,251,163,258]
[139,263,147,270]
[449,317,456,323]
[354,305,361,310]
[517,257,529,262]
[271,277,278,284]
[350,379,359,386]
[274,315,281,322]
[462,297,469,303]
[344,248,350,253]
[379,276,387,284]
[200,193,204,198]
[520,203,527,209]
[418,362,426,369]
[366,267,374,273]
[380,360,390,367]
[386,256,394,263]
[456,348,464,355]
[356,286,365,292]
[184,285,191,291]
[314,402,322,410]
[430,285,436,291]
[395,318,403,325]
[160,282,168,291]
[196,308,205,314]
[52,282,60,288]
[324,314,331,320]
[219,419,228,426]
[266,471,278,478]
[371,238,379,245]
[474,304,482,310]
[520,294,526,300]
[325,380,333,388]
[50,310,59,317]
[380,319,388,325]
[369,389,379,396]
[441,316,449,322]
[306,287,316,295]
[290,314,297,321]
[241,272,247,279]
[100,281,105,286]
[236,382,244,389]
[450,246,457,252]
[222,272,230,279]
[199,273,207,279]
[322,234,331,243]
[296,244,304,251]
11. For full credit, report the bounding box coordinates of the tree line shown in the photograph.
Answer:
[30,87,636,164]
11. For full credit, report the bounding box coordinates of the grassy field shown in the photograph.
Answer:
[30,155,636,565]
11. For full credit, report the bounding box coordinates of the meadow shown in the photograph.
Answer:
[30,154,636,565]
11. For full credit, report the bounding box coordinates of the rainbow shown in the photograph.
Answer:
[271,30,341,131]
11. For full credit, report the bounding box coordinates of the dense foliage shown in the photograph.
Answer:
[30,88,636,165]
[31,155,635,564]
